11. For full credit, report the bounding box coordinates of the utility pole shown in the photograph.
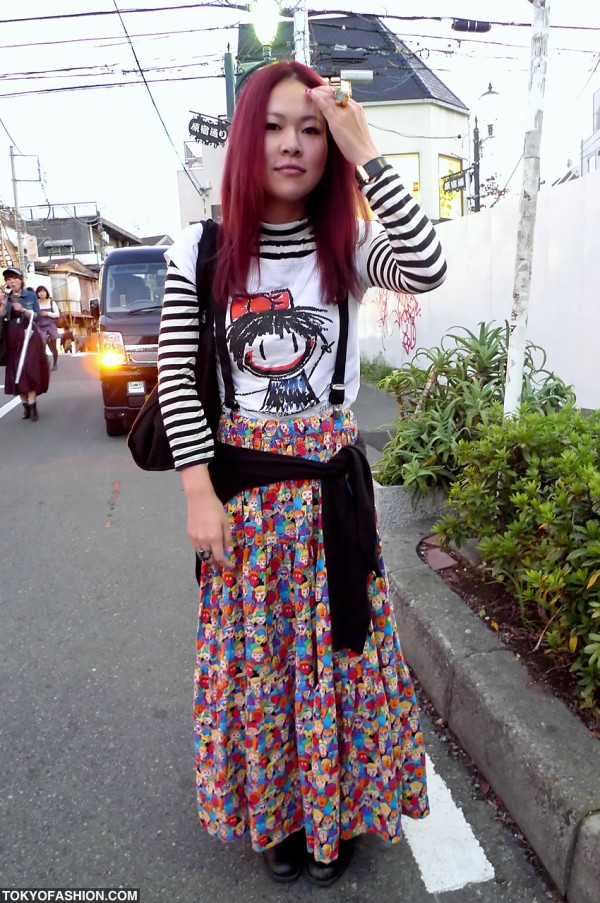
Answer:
[472,118,481,213]
[224,46,235,120]
[503,0,551,417]
[9,146,25,272]
[292,0,310,65]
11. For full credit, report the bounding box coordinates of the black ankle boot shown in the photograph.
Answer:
[262,829,306,883]
[306,839,354,887]
[22,403,31,419]
[30,403,38,421]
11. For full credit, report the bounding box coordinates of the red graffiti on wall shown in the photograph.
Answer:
[372,288,421,354]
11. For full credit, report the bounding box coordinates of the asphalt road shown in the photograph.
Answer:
[0,355,561,902]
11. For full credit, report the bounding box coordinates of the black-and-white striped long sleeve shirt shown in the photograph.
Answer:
[157,165,446,470]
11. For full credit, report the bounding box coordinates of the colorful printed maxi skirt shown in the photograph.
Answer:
[194,409,429,864]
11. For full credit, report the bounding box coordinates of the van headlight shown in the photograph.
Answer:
[101,332,127,367]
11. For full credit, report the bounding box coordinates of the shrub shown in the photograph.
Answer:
[360,355,396,385]
[434,405,600,715]
[373,321,574,496]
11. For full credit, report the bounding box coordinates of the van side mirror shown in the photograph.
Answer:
[90,298,100,320]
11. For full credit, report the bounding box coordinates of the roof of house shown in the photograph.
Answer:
[97,217,142,245]
[140,234,174,246]
[237,14,468,111]
[551,165,580,186]
[38,258,99,279]
[27,214,142,248]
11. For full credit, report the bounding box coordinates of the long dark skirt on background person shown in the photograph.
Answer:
[4,317,50,416]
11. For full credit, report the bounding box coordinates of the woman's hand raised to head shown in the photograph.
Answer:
[306,85,381,168]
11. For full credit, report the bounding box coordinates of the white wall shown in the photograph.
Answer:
[358,169,600,410]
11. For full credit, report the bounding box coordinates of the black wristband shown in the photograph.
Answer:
[355,156,388,187]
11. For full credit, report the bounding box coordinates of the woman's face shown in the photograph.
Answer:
[263,78,327,224]
[6,275,23,294]
[37,288,48,300]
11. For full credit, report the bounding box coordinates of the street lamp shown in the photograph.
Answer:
[479,82,500,138]
[251,0,279,59]
[472,82,500,212]
[235,0,280,98]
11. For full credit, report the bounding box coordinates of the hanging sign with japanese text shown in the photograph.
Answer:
[442,169,470,193]
[188,114,230,147]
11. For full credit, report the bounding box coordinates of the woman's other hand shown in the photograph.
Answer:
[306,85,380,167]
[180,464,233,568]
[11,301,33,318]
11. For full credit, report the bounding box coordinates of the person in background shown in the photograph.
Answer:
[61,326,74,354]
[0,266,49,420]
[157,61,447,887]
[35,285,61,371]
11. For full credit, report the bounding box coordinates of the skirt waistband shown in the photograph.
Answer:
[217,409,358,461]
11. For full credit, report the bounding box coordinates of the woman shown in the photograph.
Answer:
[1,266,49,421]
[157,62,447,886]
[35,285,61,370]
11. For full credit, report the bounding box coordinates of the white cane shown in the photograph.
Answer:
[15,311,35,387]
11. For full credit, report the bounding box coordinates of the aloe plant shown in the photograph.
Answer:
[374,321,575,495]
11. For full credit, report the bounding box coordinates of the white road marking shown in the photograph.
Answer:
[403,754,495,893]
[0,396,21,419]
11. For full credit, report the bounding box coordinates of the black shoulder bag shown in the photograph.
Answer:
[127,219,220,471]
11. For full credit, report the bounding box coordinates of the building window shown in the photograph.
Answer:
[386,154,421,205]
[439,155,464,219]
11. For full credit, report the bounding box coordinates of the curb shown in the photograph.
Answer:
[381,521,600,903]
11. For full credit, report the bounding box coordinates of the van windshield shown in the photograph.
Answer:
[105,262,167,313]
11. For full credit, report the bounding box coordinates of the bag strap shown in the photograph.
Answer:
[192,218,219,381]
[194,219,219,319]
[328,296,349,408]
[214,304,238,412]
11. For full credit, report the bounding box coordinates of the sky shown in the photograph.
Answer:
[1,1,599,240]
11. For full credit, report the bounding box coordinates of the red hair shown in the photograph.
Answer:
[213,60,370,306]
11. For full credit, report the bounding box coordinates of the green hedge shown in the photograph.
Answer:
[435,405,600,715]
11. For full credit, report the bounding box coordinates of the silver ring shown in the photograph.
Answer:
[195,548,211,562]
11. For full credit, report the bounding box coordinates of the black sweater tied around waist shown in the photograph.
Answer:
[206,439,381,654]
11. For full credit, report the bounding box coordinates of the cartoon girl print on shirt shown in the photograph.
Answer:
[227,288,334,416]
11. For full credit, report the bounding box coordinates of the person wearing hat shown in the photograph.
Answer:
[0,265,50,420]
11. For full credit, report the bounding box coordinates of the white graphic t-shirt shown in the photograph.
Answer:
[167,218,374,419]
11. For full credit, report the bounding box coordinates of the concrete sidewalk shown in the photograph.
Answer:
[356,382,600,903]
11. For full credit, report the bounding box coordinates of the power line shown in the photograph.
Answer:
[0,22,240,52]
[110,0,207,202]
[0,58,221,83]
[306,10,600,34]
[0,3,247,26]
[370,121,464,142]
[2,11,599,73]
[401,31,600,57]
[490,153,524,206]
[0,72,221,100]
[1,5,599,33]
[0,116,20,149]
